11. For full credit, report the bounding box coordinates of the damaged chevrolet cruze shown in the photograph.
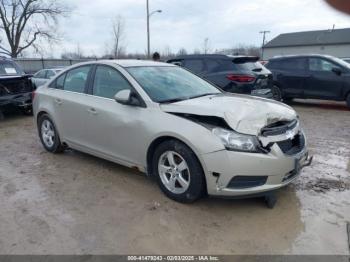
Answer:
[33,60,312,207]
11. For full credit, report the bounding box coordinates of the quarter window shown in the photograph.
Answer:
[63,66,91,93]
[93,66,132,99]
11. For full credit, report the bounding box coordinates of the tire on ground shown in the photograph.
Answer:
[152,139,206,203]
[38,114,65,153]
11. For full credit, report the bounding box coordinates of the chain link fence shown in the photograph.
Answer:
[14,58,98,74]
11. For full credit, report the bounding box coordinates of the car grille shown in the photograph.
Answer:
[227,176,268,189]
[261,119,298,136]
[277,133,305,155]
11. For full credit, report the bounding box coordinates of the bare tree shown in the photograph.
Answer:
[0,0,69,58]
[161,45,175,59]
[111,15,126,59]
[177,47,187,56]
[193,48,201,55]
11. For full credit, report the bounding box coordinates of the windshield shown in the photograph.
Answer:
[0,61,22,76]
[330,56,350,69]
[126,66,221,103]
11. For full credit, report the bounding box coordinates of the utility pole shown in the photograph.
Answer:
[260,30,270,60]
[146,0,162,59]
[147,0,150,58]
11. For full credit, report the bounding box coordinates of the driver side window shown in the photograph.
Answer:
[309,58,340,72]
[93,65,132,99]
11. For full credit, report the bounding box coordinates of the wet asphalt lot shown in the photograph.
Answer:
[0,99,349,255]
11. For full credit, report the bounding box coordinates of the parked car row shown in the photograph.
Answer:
[167,54,350,108]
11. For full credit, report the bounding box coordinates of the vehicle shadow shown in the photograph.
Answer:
[287,99,349,111]
[0,108,32,122]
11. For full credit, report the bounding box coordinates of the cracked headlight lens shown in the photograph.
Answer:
[212,127,260,152]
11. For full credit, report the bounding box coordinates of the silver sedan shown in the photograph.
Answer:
[33,60,312,205]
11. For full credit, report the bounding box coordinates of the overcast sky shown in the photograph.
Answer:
[54,0,350,57]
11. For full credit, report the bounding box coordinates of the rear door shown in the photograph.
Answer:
[304,57,344,99]
[50,65,93,146]
[268,58,308,97]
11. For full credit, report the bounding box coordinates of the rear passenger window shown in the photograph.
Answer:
[93,66,132,99]
[183,59,204,74]
[63,66,91,93]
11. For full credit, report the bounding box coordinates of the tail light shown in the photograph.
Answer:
[227,74,256,83]
[32,90,36,101]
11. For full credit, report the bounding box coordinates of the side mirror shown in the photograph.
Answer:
[114,89,131,104]
[332,67,342,76]
[114,89,143,107]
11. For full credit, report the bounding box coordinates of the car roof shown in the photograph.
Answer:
[269,54,335,61]
[168,54,259,60]
[102,59,175,68]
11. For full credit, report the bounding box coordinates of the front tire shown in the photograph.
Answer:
[38,114,65,153]
[152,140,206,203]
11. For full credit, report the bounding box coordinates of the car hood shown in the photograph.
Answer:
[160,94,297,136]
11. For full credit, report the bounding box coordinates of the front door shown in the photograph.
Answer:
[81,65,148,165]
[304,57,344,99]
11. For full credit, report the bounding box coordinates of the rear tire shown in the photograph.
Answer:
[347,94,350,109]
[271,85,282,101]
[21,106,33,116]
[38,114,65,153]
[152,140,206,203]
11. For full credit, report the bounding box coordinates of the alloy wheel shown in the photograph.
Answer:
[41,119,55,148]
[158,151,191,194]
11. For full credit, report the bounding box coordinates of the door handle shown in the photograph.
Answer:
[54,99,63,105]
[87,108,98,115]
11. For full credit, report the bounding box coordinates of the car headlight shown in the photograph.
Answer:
[212,127,261,152]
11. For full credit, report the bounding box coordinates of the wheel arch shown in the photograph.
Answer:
[146,135,208,194]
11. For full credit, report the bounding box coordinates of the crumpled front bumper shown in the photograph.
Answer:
[201,142,312,197]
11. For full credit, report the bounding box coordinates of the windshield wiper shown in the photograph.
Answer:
[158,97,188,104]
[188,93,219,100]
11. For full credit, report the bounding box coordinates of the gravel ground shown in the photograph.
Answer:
[0,100,349,255]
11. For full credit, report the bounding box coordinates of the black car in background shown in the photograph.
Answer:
[167,54,275,99]
[0,57,34,116]
[266,54,350,108]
